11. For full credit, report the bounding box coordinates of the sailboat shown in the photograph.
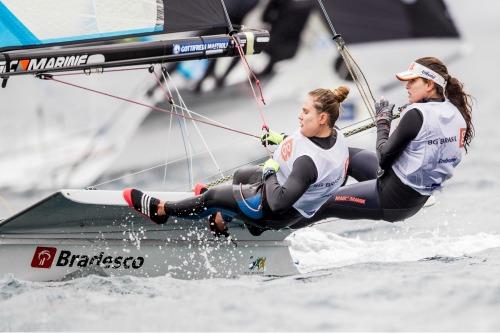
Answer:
[0,0,448,282]
[0,0,302,281]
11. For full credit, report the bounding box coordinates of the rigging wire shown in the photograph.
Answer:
[315,0,377,121]
[231,35,274,157]
[41,17,382,192]
[41,74,260,139]
[41,69,262,190]
[160,70,196,189]
[40,68,393,191]
[152,70,178,189]
[164,69,224,178]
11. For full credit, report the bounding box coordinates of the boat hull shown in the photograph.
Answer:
[0,190,299,281]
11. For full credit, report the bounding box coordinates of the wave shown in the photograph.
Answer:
[289,228,500,273]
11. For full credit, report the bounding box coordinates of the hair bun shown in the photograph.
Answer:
[331,86,350,103]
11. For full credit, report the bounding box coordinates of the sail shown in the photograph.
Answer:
[0,0,269,79]
[0,0,230,51]
[321,0,460,43]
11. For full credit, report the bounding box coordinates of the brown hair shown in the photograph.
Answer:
[308,86,350,127]
[416,56,474,152]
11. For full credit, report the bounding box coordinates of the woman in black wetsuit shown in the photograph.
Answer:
[291,56,474,228]
[123,86,351,234]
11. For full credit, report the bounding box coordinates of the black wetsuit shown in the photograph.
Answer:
[162,131,339,232]
[290,101,441,229]
[164,100,439,233]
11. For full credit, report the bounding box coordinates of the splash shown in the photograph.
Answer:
[290,228,500,272]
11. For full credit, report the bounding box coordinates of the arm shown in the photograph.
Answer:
[264,156,317,213]
[377,108,423,170]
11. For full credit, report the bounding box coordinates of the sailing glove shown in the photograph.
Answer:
[262,158,280,179]
[375,98,395,124]
[261,130,286,146]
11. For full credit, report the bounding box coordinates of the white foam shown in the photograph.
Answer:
[290,228,500,272]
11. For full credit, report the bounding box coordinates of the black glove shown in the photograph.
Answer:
[375,98,395,124]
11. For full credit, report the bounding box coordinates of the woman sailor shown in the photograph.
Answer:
[292,56,474,228]
[123,87,350,234]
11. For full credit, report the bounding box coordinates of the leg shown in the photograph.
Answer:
[123,185,239,224]
[165,184,238,219]
[310,180,384,223]
[348,147,378,181]
[290,178,427,229]
[232,165,262,185]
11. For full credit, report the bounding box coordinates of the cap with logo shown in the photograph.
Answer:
[396,62,447,88]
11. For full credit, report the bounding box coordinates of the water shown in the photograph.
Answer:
[1,247,500,331]
[2,0,500,330]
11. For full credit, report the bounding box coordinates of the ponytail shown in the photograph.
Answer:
[416,57,475,152]
[309,86,350,128]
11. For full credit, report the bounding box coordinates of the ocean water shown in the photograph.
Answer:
[2,0,500,331]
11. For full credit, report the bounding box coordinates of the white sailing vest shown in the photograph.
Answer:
[273,129,349,218]
[392,100,467,195]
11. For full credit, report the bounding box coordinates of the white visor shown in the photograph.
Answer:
[396,62,447,88]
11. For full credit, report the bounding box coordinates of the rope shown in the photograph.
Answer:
[231,35,273,157]
[338,44,376,120]
[164,69,224,177]
[163,105,175,188]
[315,0,377,121]
[40,75,260,139]
[203,113,402,189]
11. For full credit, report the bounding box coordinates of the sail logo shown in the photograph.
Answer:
[173,41,229,54]
[31,247,57,269]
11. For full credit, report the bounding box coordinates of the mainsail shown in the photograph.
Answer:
[0,0,230,50]
[0,0,269,79]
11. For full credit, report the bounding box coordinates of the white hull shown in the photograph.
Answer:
[0,190,299,281]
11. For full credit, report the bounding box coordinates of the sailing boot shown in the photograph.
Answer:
[123,188,169,224]
[194,183,208,195]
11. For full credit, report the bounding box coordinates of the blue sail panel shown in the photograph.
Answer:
[0,0,164,50]
[0,1,40,47]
